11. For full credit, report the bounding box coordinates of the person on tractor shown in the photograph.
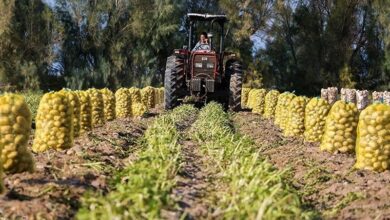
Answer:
[192,32,210,51]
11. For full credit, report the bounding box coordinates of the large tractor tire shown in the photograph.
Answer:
[227,61,243,111]
[164,55,184,110]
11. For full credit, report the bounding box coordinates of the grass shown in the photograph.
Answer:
[76,105,198,220]
[17,90,43,121]
[324,192,365,217]
[191,102,319,219]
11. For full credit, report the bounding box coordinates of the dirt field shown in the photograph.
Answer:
[233,111,390,220]
[0,116,153,219]
[2,108,389,219]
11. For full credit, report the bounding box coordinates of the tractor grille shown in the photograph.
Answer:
[206,79,215,92]
[190,79,215,92]
[193,55,215,79]
[191,78,201,91]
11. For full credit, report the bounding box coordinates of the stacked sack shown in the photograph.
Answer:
[284,96,307,137]
[159,88,165,104]
[355,104,390,172]
[0,94,34,174]
[141,86,155,110]
[154,87,164,105]
[320,100,359,153]
[87,89,105,127]
[131,102,147,117]
[129,87,147,117]
[275,93,296,130]
[77,91,92,133]
[275,93,289,126]
[264,90,280,119]
[100,88,116,121]
[129,87,142,103]
[384,91,390,105]
[321,88,328,101]
[341,88,356,104]
[115,88,131,118]
[304,98,330,142]
[60,90,81,137]
[372,91,384,103]
[153,88,160,106]
[356,90,369,111]
[248,89,267,114]
[32,92,73,152]
[340,88,347,101]
[346,89,357,104]
[241,88,251,109]
[246,89,255,109]
[327,87,338,105]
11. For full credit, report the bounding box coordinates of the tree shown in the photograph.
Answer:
[53,0,184,89]
[0,0,54,90]
[373,0,390,89]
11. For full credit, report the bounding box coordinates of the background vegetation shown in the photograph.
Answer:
[0,0,388,95]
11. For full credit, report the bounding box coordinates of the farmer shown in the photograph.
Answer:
[192,32,210,51]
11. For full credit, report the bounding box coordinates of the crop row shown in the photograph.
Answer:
[190,102,317,219]
[77,104,198,219]
[242,88,390,172]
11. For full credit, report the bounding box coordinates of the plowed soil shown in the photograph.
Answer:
[161,111,217,220]
[162,141,216,220]
[233,112,390,220]
[0,116,153,219]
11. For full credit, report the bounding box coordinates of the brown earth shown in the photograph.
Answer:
[233,111,390,220]
[162,111,217,220]
[0,115,155,220]
[163,140,216,220]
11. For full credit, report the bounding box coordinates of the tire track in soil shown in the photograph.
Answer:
[162,110,215,220]
[163,140,214,220]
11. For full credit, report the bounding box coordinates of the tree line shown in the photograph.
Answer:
[0,0,388,95]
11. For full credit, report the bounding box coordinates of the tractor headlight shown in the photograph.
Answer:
[195,63,202,68]
[206,63,214,69]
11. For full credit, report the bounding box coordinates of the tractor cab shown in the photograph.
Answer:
[187,14,227,85]
[187,13,227,52]
[165,13,242,111]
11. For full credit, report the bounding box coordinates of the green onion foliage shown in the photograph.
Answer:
[77,105,198,220]
[191,102,317,219]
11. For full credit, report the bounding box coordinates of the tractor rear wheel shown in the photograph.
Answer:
[164,55,184,110]
[227,61,243,111]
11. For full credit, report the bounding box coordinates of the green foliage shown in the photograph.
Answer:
[77,105,198,219]
[55,0,184,90]
[243,69,263,88]
[0,0,15,36]
[0,0,388,93]
[373,0,390,90]
[0,0,54,90]
[17,91,43,122]
[191,103,318,219]
[339,64,357,89]
[257,0,389,94]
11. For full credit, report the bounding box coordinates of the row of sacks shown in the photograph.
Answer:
[0,86,164,191]
[115,87,164,118]
[33,87,164,153]
[321,87,390,110]
[242,88,390,172]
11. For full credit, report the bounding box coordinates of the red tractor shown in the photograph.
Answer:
[164,13,243,110]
